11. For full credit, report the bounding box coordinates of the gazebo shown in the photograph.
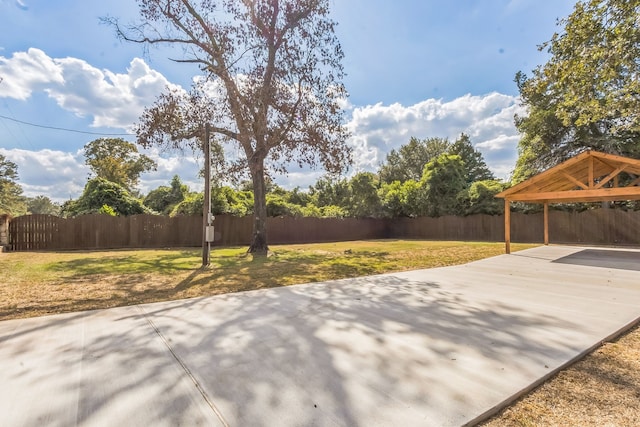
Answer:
[496,150,640,253]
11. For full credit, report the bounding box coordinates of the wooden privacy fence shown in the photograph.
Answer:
[7,214,389,251]
[391,209,640,245]
[7,208,640,251]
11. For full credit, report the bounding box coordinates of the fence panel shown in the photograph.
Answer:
[266,217,388,244]
[391,215,504,241]
[7,208,640,251]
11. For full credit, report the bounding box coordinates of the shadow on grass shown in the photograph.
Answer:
[5,248,395,321]
[44,250,200,276]
[173,250,391,294]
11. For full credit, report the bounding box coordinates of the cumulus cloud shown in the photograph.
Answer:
[138,147,204,195]
[0,48,178,130]
[346,92,525,179]
[3,91,526,201]
[0,148,88,201]
[0,49,63,99]
[1,147,204,202]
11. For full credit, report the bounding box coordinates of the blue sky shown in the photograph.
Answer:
[0,0,576,201]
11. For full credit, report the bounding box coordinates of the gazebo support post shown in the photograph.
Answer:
[504,199,511,254]
[543,202,549,246]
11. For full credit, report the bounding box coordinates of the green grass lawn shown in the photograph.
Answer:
[0,240,537,320]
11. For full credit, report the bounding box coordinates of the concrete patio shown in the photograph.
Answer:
[1,245,639,426]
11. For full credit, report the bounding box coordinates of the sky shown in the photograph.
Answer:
[0,0,577,202]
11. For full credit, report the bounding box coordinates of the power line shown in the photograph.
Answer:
[0,113,134,136]
[1,101,36,150]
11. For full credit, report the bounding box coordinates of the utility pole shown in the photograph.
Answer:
[202,123,212,267]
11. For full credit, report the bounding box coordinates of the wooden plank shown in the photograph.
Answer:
[505,187,640,203]
[504,200,511,254]
[592,151,640,172]
[588,156,594,188]
[497,150,593,198]
[594,165,627,189]
[544,203,549,245]
[561,172,589,190]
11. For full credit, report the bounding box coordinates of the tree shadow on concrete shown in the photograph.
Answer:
[0,267,624,426]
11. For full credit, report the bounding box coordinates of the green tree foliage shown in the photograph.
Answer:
[84,138,157,191]
[170,186,253,217]
[378,180,427,218]
[98,204,117,216]
[378,181,405,218]
[216,187,253,217]
[266,193,304,217]
[62,178,152,217]
[312,176,351,208]
[458,180,507,216]
[348,172,382,218]
[170,193,204,216]
[286,187,313,207]
[0,154,26,216]
[514,0,640,181]
[143,175,189,214]
[379,137,451,183]
[26,196,61,215]
[119,0,351,254]
[449,133,495,184]
[318,205,348,218]
[421,154,466,217]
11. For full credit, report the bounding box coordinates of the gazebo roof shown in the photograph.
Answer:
[496,150,640,203]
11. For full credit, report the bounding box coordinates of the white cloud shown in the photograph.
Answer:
[2,92,526,202]
[275,170,325,191]
[0,49,63,99]
[138,147,203,195]
[1,146,204,203]
[0,148,88,201]
[345,92,525,179]
[0,48,178,130]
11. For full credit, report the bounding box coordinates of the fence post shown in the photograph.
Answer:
[0,214,10,250]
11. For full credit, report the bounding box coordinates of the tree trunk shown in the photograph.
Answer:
[247,158,269,255]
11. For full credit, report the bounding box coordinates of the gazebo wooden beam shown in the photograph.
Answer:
[594,165,627,189]
[504,199,511,254]
[506,187,640,203]
[496,151,640,254]
[544,202,549,245]
[561,172,588,190]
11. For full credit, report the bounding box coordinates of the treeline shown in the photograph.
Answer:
[55,133,507,219]
[4,133,636,220]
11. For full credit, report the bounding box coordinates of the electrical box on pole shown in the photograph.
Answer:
[205,225,215,242]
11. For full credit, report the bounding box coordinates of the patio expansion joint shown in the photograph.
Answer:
[136,306,229,427]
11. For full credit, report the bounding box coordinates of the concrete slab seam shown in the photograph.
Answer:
[136,306,230,427]
[463,313,640,427]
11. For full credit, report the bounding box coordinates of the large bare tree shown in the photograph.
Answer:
[108,0,351,254]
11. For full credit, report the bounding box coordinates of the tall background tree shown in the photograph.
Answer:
[514,0,640,182]
[111,0,351,254]
[421,154,466,217]
[143,175,190,214]
[61,178,151,217]
[379,137,451,183]
[449,133,494,184]
[26,196,61,215]
[0,154,26,216]
[84,138,157,192]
